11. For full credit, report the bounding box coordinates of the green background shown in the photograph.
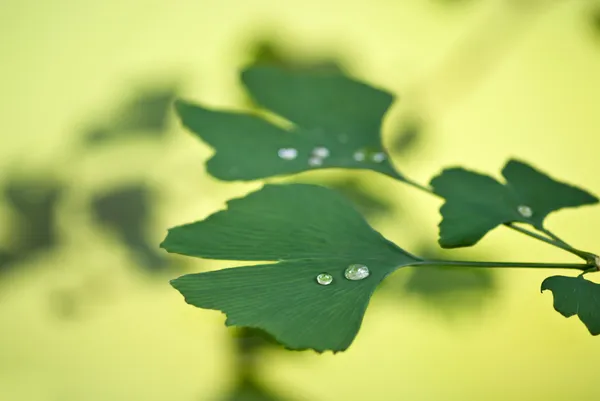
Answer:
[1,0,600,400]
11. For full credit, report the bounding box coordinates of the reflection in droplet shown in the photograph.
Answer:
[344,264,370,281]
[353,150,366,162]
[308,156,323,167]
[371,152,386,163]
[312,147,330,158]
[278,148,298,160]
[518,205,533,218]
[316,273,333,285]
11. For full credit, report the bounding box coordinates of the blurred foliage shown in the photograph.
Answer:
[404,265,495,300]
[391,117,423,156]
[92,184,168,271]
[591,6,600,38]
[217,328,296,401]
[296,176,394,219]
[233,328,283,359]
[248,39,344,73]
[380,245,497,317]
[327,178,394,219]
[218,377,291,401]
[47,287,81,320]
[0,175,64,272]
[403,266,496,312]
[0,83,178,278]
[84,85,177,146]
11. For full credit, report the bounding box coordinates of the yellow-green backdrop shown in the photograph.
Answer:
[1,0,600,400]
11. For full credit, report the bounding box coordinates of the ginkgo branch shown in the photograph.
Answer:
[416,259,590,271]
[402,176,597,265]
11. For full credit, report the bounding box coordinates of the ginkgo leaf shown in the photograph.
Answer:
[430,159,598,248]
[174,65,403,181]
[162,184,420,352]
[541,275,600,335]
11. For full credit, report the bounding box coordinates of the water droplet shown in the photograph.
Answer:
[353,150,366,162]
[278,148,298,160]
[308,156,323,167]
[344,264,370,281]
[316,273,333,285]
[518,205,533,218]
[312,147,330,158]
[371,152,386,163]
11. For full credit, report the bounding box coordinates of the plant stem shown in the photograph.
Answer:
[504,223,574,253]
[403,177,438,197]
[417,259,589,271]
[539,227,571,248]
[507,224,594,262]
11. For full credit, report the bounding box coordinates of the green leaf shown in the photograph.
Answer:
[162,184,419,352]
[174,66,403,181]
[221,377,286,401]
[541,275,600,335]
[430,159,598,248]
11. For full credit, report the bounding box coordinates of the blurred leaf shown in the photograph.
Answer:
[249,39,344,73]
[541,275,600,335]
[590,7,600,37]
[163,184,420,352]
[92,184,167,271]
[48,288,80,320]
[404,266,495,301]
[219,377,288,401]
[327,178,393,218]
[430,159,598,248]
[391,118,422,156]
[84,125,113,144]
[113,87,176,132]
[233,327,282,355]
[175,65,403,181]
[1,177,63,268]
[85,86,177,145]
[381,246,496,316]
[231,327,283,377]
[297,176,393,219]
[0,249,15,272]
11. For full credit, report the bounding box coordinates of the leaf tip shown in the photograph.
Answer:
[540,276,553,293]
[159,229,174,252]
[172,98,190,118]
[240,64,267,88]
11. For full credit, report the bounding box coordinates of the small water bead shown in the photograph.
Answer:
[316,273,333,285]
[518,205,533,218]
[312,147,330,158]
[278,148,298,160]
[344,264,370,281]
[353,150,366,162]
[308,156,323,167]
[371,152,386,163]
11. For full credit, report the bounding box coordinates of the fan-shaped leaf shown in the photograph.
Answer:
[542,275,600,335]
[175,66,403,181]
[162,184,419,352]
[430,159,598,248]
